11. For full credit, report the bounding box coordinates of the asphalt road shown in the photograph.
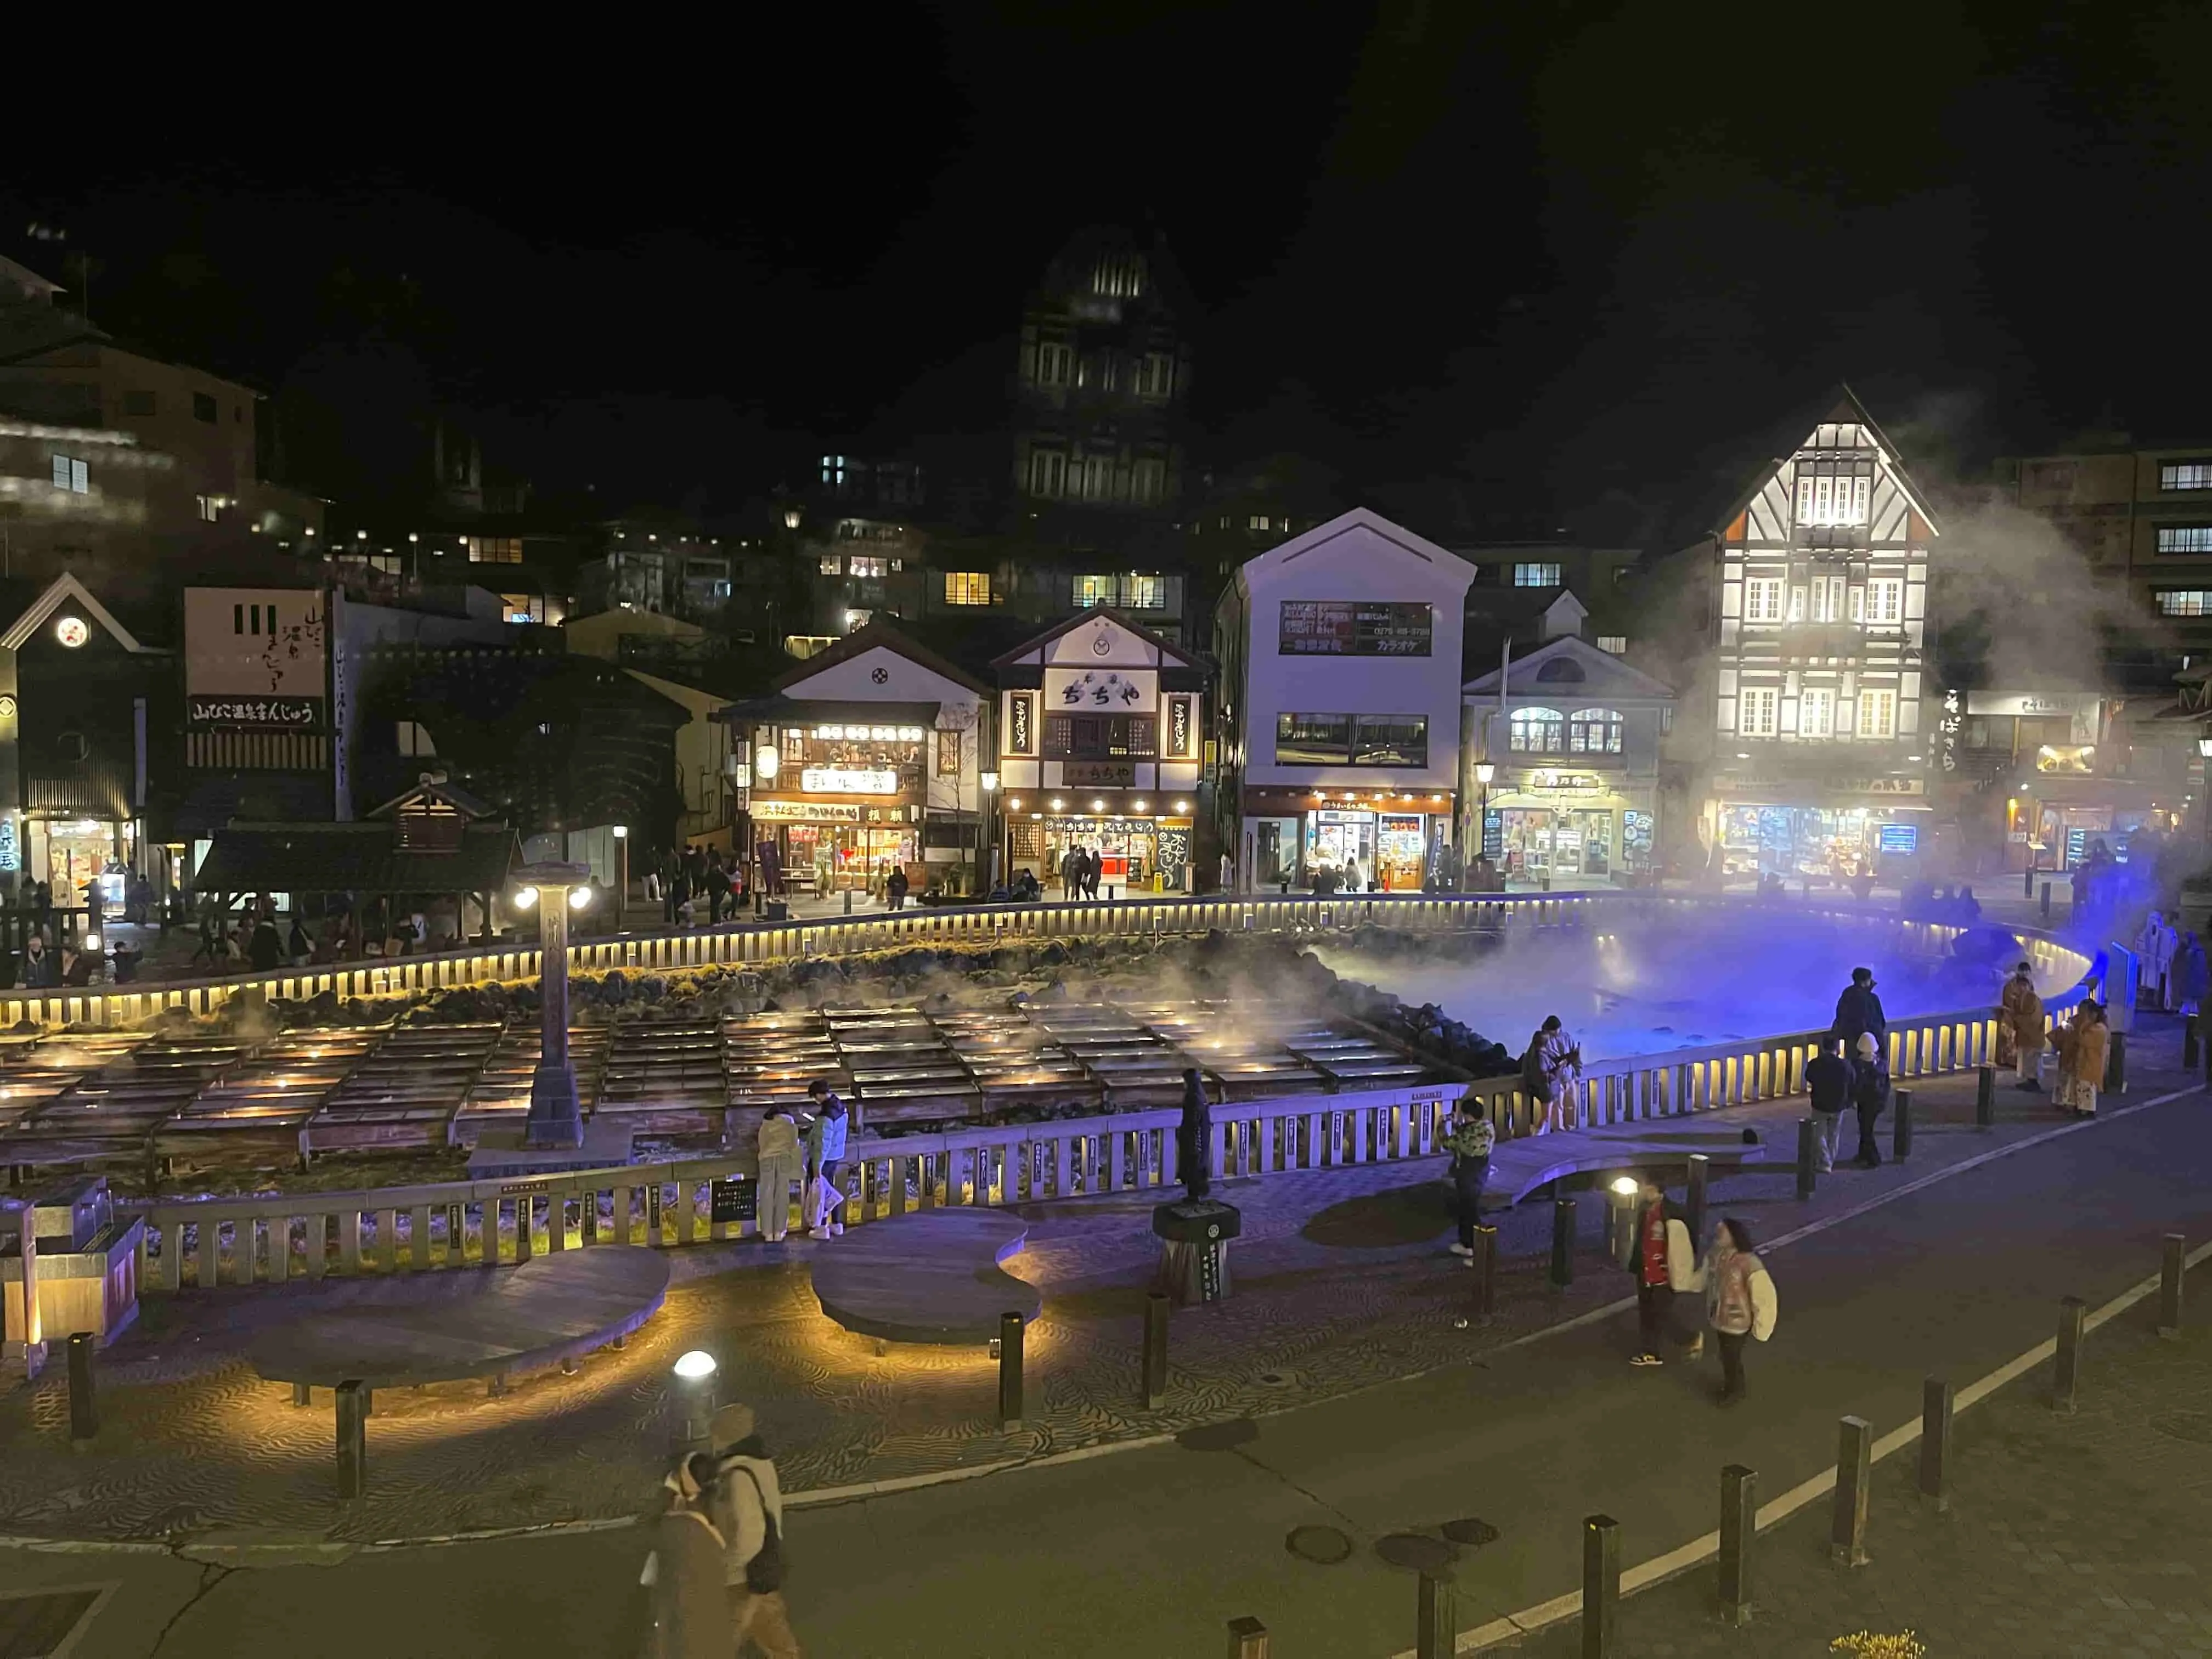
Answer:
[19,1084,2210,1659]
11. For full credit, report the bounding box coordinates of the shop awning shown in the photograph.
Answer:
[714,695,943,727]
[192,822,520,895]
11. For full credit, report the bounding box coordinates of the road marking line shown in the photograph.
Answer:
[1427,1230,2212,1655]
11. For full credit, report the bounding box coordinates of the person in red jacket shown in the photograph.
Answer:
[1629,1178,1702,1366]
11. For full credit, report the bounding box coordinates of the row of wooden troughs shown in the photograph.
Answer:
[0,998,1441,1176]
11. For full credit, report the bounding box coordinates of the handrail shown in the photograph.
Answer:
[0,886,2086,1031]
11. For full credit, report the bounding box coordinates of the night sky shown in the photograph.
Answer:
[7,2,2208,533]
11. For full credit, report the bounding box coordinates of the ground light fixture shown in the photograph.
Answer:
[1610,1176,1639,1197]
[673,1350,717,1380]
[673,1350,719,1445]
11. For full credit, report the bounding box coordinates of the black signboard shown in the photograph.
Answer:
[1278,600,1432,657]
[710,1177,757,1223]
[1168,695,1192,757]
[1008,693,1035,755]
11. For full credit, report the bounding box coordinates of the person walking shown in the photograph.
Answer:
[754,1105,804,1243]
[885,865,909,911]
[188,901,221,970]
[1804,1036,1853,1173]
[707,1403,800,1658]
[802,1080,850,1236]
[652,1452,733,1659]
[1999,961,2047,1093]
[2135,911,2176,1011]
[1083,845,1102,899]
[1849,1031,1889,1166]
[1628,1178,1702,1366]
[1703,1217,1778,1405]
[669,867,693,931]
[1059,845,1082,902]
[1441,1098,1495,1262]
[2177,932,2210,1023]
[1218,849,1234,894]
[706,853,732,926]
[2055,999,2109,1118]
[1523,1014,1582,1133]
[249,912,284,972]
[1833,966,1887,1058]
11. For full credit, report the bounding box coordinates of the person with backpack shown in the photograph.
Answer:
[885,865,909,912]
[676,1402,801,1657]
[1442,1098,1496,1262]
[1703,1217,1778,1405]
[1804,1036,1853,1173]
[1628,1178,1702,1366]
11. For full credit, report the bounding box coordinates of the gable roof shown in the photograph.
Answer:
[365,775,501,823]
[771,619,989,697]
[1240,506,1477,580]
[1463,634,1677,701]
[1660,383,1941,552]
[989,606,1202,670]
[0,572,160,654]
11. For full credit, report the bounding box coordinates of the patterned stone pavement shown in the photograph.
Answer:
[0,1034,2193,1548]
[1498,1307,2212,1658]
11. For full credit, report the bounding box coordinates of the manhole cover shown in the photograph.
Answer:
[2151,1411,2212,1443]
[1376,1533,1459,1573]
[0,1588,103,1659]
[1176,1418,1260,1453]
[1442,1516,1500,1548]
[1286,1524,1353,1564]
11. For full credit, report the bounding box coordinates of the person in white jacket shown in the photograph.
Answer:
[1704,1217,1779,1406]
[754,1107,803,1243]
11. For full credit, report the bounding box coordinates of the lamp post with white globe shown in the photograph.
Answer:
[512,860,594,1148]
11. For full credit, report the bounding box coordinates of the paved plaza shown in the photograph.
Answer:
[0,1013,2201,1656]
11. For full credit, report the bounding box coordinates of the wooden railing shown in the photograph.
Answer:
[0,887,2080,1031]
[126,968,2087,1295]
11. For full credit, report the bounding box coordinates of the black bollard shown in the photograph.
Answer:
[2053,1296,2085,1413]
[1893,1088,1913,1159]
[336,1378,368,1498]
[1718,1464,1756,1625]
[2160,1233,2187,1340]
[1830,1415,1872,1567]
[2187,1017,2201,1071]
[1581,1514,1619,1658]
[1918,1377,1953,1511]
[997,1311,1025,1428]
[1795,1118,1818,1199]
[2108,1030,2126,1094]
[1142,1292,1169,1408]
[1550,1198,1576,1287]
[1472,1223,1498,1324]
[2040,881,2051,919]
[66,1331,97,1444]
[1976,1065,1995,1127]
[2023,863,2034,898]
[1686,1153,1709,1245]
[1415,1570,1457,1659]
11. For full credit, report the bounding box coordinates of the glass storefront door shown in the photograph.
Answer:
[1251,817,1299,889]
[1376,814,1426,890]
[1500,808,1553,879]
[1572,809,1613,877]
[1305,813,1376,887]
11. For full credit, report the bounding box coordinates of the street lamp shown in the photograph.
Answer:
[1473,761,1496,888]
[512,861,595,1149]
[979,771,999,890]
[611,825,628,925]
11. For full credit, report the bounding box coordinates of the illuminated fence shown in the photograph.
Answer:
[127,961,2090,1294]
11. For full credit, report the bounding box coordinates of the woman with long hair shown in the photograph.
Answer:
[1703,1217,1779,1406]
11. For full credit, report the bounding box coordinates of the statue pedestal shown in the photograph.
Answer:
[1151,1198,1242,1306]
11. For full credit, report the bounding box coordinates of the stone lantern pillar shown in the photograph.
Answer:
[518,860,591,1150]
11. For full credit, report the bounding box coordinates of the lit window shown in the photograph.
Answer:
[1795,469,1871,527]
[2157,526,2212,555]
[1028,449,1066,498]
[465,537,522,563]
[1136,353,1175,399]
[1034,341,1073,387]
[1596,635,1627,654]
[1509,707,1565,753]
[1865,577,1904,625]
[49,454,88,494]
[1513,562,1562,587]
[818,553,841,575]
[1808,573,1847,622]
[2156,590,2212,616]
[1121,573,1165,610]
[1567,707,1623,754]
[820,454,848,488]
[1857,687,1898,740]
[2161,460,2212,492]
[1074,575,1115,608]
[501,594,545,624]
[943,571,991,606]
[1798,687,1835,737]
[1743,578,1784,623]
[196,494,219,522]
[1133,456,1166,504]
[849,555,887,578]
[397,720,436,757]
[1249,515,1271,531]
[1739,687,1779,737]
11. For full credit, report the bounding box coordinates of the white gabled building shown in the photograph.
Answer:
[1667,387,1943,881]
[991,608,1206,893]
[1213,508,1475,891]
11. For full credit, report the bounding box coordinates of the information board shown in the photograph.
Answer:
[1278,600,1432,657]
[1877,822,1918,854]
[710,1177,757,1223]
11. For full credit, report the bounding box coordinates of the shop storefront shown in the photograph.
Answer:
[1005,810,1194,893]
[1236,788,1457,890]
[1480,769,1658,885]
[1707,789,1929,882]
[29,817,136,916]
